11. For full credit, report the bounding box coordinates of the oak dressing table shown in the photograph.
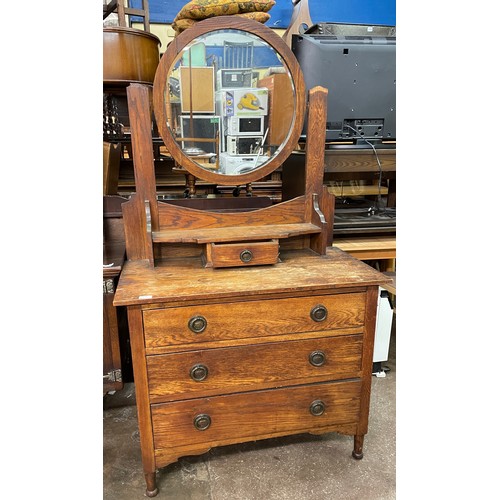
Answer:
[113,17,389,497]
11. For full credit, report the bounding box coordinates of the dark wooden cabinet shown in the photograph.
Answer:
[103,195,130,394]
[103,245,125,394]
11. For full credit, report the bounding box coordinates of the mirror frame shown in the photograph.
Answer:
[153,17,306,186]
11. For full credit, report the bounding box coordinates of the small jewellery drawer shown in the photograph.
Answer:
[151,379,362,451]
[147,335,363,402]
[205,239,279,268]
[143,293,366,349]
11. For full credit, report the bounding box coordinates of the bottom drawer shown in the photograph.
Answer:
[151,379,361,452]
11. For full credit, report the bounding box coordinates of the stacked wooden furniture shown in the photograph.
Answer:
[103,0,151,32]
[114,17,389,497]
[103,245,124,394]
[281,145,396,269]
[103,195,128,394]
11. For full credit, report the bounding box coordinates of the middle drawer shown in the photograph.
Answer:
[146,334,363,402]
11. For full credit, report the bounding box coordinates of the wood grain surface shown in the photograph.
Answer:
[156,196,307,231]
[114,247,390,307]
[206,239,279,268]
[146,335,363,402]
[151,379,362,464]
[142,292,366,349]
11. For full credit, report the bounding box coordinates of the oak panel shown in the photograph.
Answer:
[114,247,390,307]
[151,380,362,452]
[147,334,363,402]
[207,239,279,268]
[142,292,366,349]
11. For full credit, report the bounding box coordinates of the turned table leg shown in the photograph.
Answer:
[186,173,196,197]
[352,434,364,459]
[145,472,158,497]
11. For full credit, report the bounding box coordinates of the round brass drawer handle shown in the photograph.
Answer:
[310,305,328,322]
[309,350,326,367]
[240,249,253,263]
[188,315,207,333]
[193,414,211,431]
[310,400,326,416]
[190,364,209,382]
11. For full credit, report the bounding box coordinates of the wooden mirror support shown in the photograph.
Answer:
[122,17,333,268]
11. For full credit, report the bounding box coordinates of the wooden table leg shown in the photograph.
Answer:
[145,471,158,497]
[186,173,196,197]
[352,434,364,459]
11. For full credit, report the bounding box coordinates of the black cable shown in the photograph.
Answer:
[343,124,385,214]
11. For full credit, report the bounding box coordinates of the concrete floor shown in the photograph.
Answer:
[103,334,395,499]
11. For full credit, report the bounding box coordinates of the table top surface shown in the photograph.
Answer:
[114,247,390,307]
[382,271,396,295]
[332,236,396,251]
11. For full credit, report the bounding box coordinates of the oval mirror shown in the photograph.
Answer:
[153,17,305,185]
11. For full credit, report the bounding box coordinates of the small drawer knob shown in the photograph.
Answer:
[193,414,211,431]
[240,249,253,263]
[309,350,326,367]
[190,364,209,382]
[310,400,326,416]
[310,305,328,322]
[188,315,207,333]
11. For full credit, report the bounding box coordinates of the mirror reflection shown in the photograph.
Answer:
[165,29,295,176]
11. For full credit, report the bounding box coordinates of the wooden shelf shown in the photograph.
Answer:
[382,271,396,295]
[333,236,396,260]
[152,223,322,244]
[327,185,388,196]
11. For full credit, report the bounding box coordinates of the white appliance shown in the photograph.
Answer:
[226,135,264,156]
[225,116,265,136]
[219,152,269,175]
[373,288,393,375]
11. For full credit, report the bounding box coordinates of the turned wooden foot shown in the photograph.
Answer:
[352,434,364,460]
[145,472,158,497]
[186,174,196,197]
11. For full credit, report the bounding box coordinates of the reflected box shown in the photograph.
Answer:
[217,68,253,89]
[179,66,215,113]
[216,88,268,117]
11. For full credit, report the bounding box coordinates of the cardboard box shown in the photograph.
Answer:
[180,66,215,113]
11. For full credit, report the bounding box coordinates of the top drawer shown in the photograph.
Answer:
[143,293,366,349]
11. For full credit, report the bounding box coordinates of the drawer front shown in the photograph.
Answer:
[143,293,366,349]
[207,240,279,268]
[151,380,362,451]
[147,335,363,402]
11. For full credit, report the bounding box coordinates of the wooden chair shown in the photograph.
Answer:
[223,41,254,68]
[103,0,150,32]
[282,0,313,47]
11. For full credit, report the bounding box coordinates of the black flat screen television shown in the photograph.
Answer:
[292,33,396,143]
